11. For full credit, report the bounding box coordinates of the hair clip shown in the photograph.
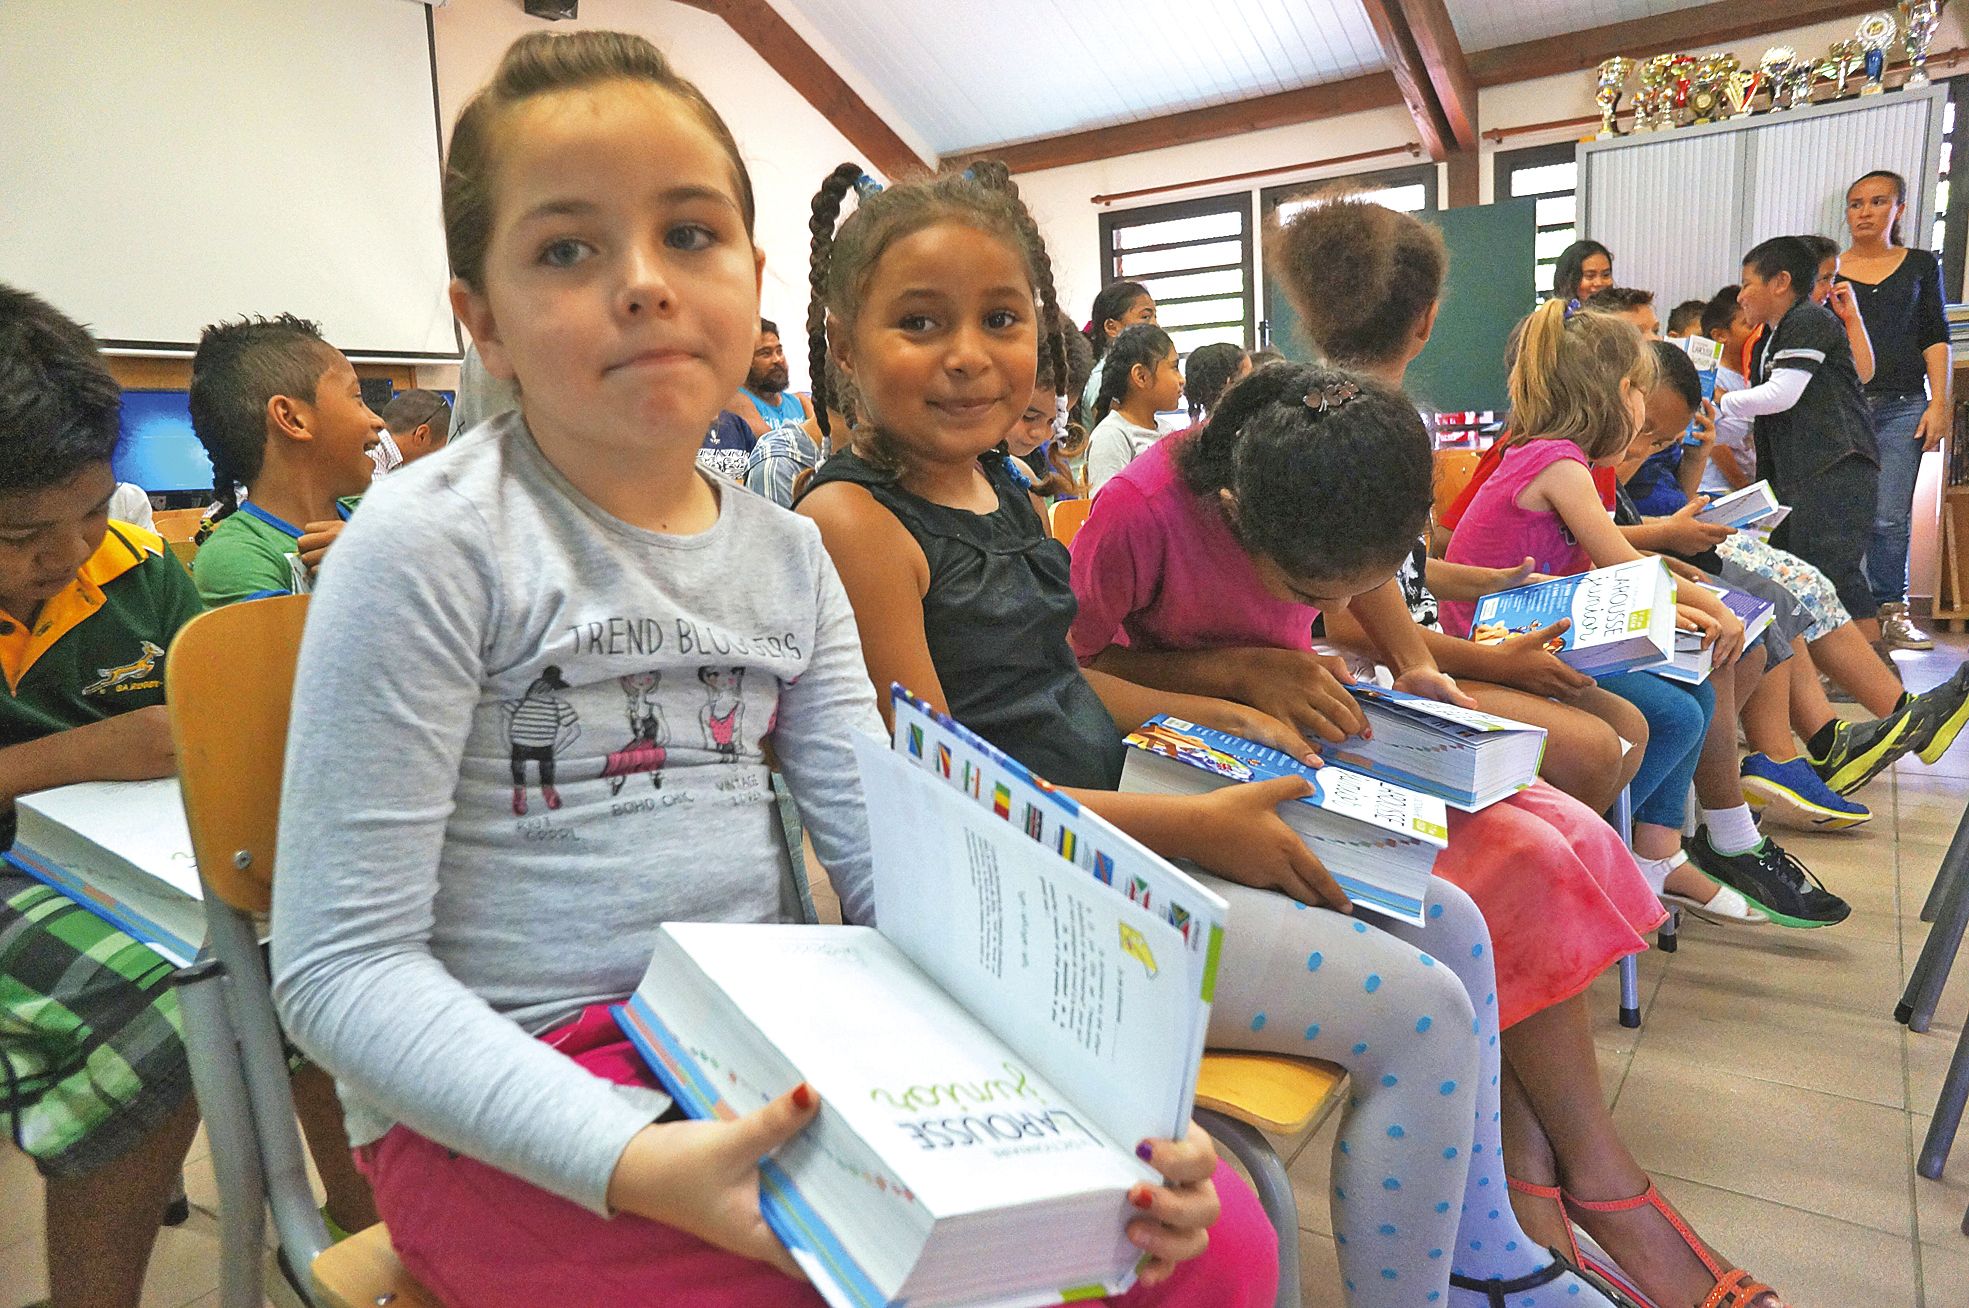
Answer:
[1305,380,1361,415]
[854,173,884,199]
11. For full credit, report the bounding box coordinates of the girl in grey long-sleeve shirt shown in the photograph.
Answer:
[271,409,884,1220]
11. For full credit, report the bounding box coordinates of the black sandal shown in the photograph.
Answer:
[1450,1245,1650,1307]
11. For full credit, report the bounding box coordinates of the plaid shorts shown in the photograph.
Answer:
[0,864,192,1179]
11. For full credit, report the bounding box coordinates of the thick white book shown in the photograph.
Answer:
[1471,558,1678,677]
[1118,715,1447,924]
[1326,684,1547,811]
[6,778,202,964]
[616,695,1226,1308]
[1695,479,1789,530]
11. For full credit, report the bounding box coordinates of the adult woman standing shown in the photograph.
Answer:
[1839,169,1952,650]
[1551,239,1615,309]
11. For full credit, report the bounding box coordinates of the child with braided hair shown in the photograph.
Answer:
[794,159,1656,1308]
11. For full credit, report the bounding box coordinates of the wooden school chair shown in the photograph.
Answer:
[1193,1054,1347,1308]
[1048,496,1092,548]
[1431,448,1482,524]
[166,595,437,1308]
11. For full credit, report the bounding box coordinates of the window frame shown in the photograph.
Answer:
[1493,140,1580,302]
[1940,74,1968,301]
[1095,192,1255,351]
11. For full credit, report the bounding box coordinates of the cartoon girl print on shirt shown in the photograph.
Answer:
[504,665,580,815]
[698,666,745,758]
[602,670,669,794]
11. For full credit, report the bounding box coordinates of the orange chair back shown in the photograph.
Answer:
[1049,497,1092,548]
[1432,449,1482,524]
[165,596,309,914]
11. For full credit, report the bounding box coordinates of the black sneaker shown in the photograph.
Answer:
[1807,711,1916,795]
[1900,663,1969,766]
[1684,826,1851,929]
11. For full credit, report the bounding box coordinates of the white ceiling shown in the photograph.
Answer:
[771,0,1386,155]
[1447,0,1717,55]
[771,0,1738,158]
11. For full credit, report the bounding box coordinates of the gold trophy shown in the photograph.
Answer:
[1635,54,1676,131]
[1759,47,1798,109]
[1857,12,1899,94]
[1667,53,1701,125]
[1902,1,1946,88]
[1594,56,1636,137]
[1689,53,1736,123]
[1726,62,1763,117]
[1819,39,1865,96]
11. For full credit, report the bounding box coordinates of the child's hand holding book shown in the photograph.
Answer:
[1214,647,1369,745]
[1181,775,1354,913]
[1127,1128,1225,1287]
[604,1083,824,1279]
[1473,619,1596,700]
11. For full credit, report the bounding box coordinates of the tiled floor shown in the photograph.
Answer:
[4,638,1967,1307]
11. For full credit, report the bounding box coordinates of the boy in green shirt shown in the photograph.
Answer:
[189,315,383,606]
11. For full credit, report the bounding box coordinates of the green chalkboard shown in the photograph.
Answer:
[1262,198,1535,416]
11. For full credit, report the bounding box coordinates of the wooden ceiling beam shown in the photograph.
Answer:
[1468,0,1889,87]
[687,0,930,179]
[1397,0,1479,152]
[940,73,1407,175]
[1360,0,1453,159]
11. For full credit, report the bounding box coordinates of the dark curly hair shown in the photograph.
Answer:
[805,159,1067,471]
[189,314,338,521]
[0,285,122,498]
[1270,195,1445,366]
[1176,361,1431,584]
[1181,342,1247,420]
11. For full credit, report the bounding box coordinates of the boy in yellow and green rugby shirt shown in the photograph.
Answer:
[2,289,377,1308]
[0,284,207,1307]
[189,315,383,607]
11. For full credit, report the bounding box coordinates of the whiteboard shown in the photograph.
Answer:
[1578,87,1947,311]
[0,0,458,359]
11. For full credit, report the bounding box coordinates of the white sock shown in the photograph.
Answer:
[1702,804,1762,855]
[1636,852,1680,896]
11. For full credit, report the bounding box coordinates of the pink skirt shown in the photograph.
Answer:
[356,1004,1280,1308]
[1433,780,1666,1030]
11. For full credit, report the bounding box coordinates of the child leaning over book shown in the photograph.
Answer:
[270,31,1263,1308]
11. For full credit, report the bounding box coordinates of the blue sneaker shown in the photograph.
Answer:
[1741,753,1872,830]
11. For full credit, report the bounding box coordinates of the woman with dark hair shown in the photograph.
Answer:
[1551,240,1614,308]
[1838,168,1953,650]
[1082,280,1157,414]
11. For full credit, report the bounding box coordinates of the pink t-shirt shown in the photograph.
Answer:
[1440,438,1594,636]
[1067,435,1318,658]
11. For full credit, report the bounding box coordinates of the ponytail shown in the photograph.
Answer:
[1092,323,1173,422]
[1508,300,1655,461]
[1084,280,1151,361]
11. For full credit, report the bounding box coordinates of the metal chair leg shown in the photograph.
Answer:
[1898,807,1969,1032]
[1918,998,1969,1179]
[1658,908,1680,954]
[1197,1109,1300,1308]
[174,958,267,1308]
[1618,956,1642,1028]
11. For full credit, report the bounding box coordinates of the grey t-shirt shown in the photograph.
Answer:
[270,412,883,1214]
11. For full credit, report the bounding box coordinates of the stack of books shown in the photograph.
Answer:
[617,690,1228,1308]
[1470,557,1678,677]
[1656,582,1777,685]
[1118,715,1448,924]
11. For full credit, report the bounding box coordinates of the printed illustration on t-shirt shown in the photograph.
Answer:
[505,665,581,816]
[698,666,745,758]
[81,640,165,697]
[602,670,669,794]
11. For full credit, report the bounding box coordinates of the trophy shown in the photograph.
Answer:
[1635,54,1677,130]
[1819,39,1865,96]
[1667,53,1701,124]
[1857,11,1899,93]
[1902,1,1946,88]
[1689,53,1737,123]
[1726,63,1763,117]
[1594,56,1636,137]
[1759,47,1796,111]
[1786,57,1819,107]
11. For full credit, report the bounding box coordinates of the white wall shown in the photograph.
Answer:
[1017,11,1969,323]
[431,0,903,391]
